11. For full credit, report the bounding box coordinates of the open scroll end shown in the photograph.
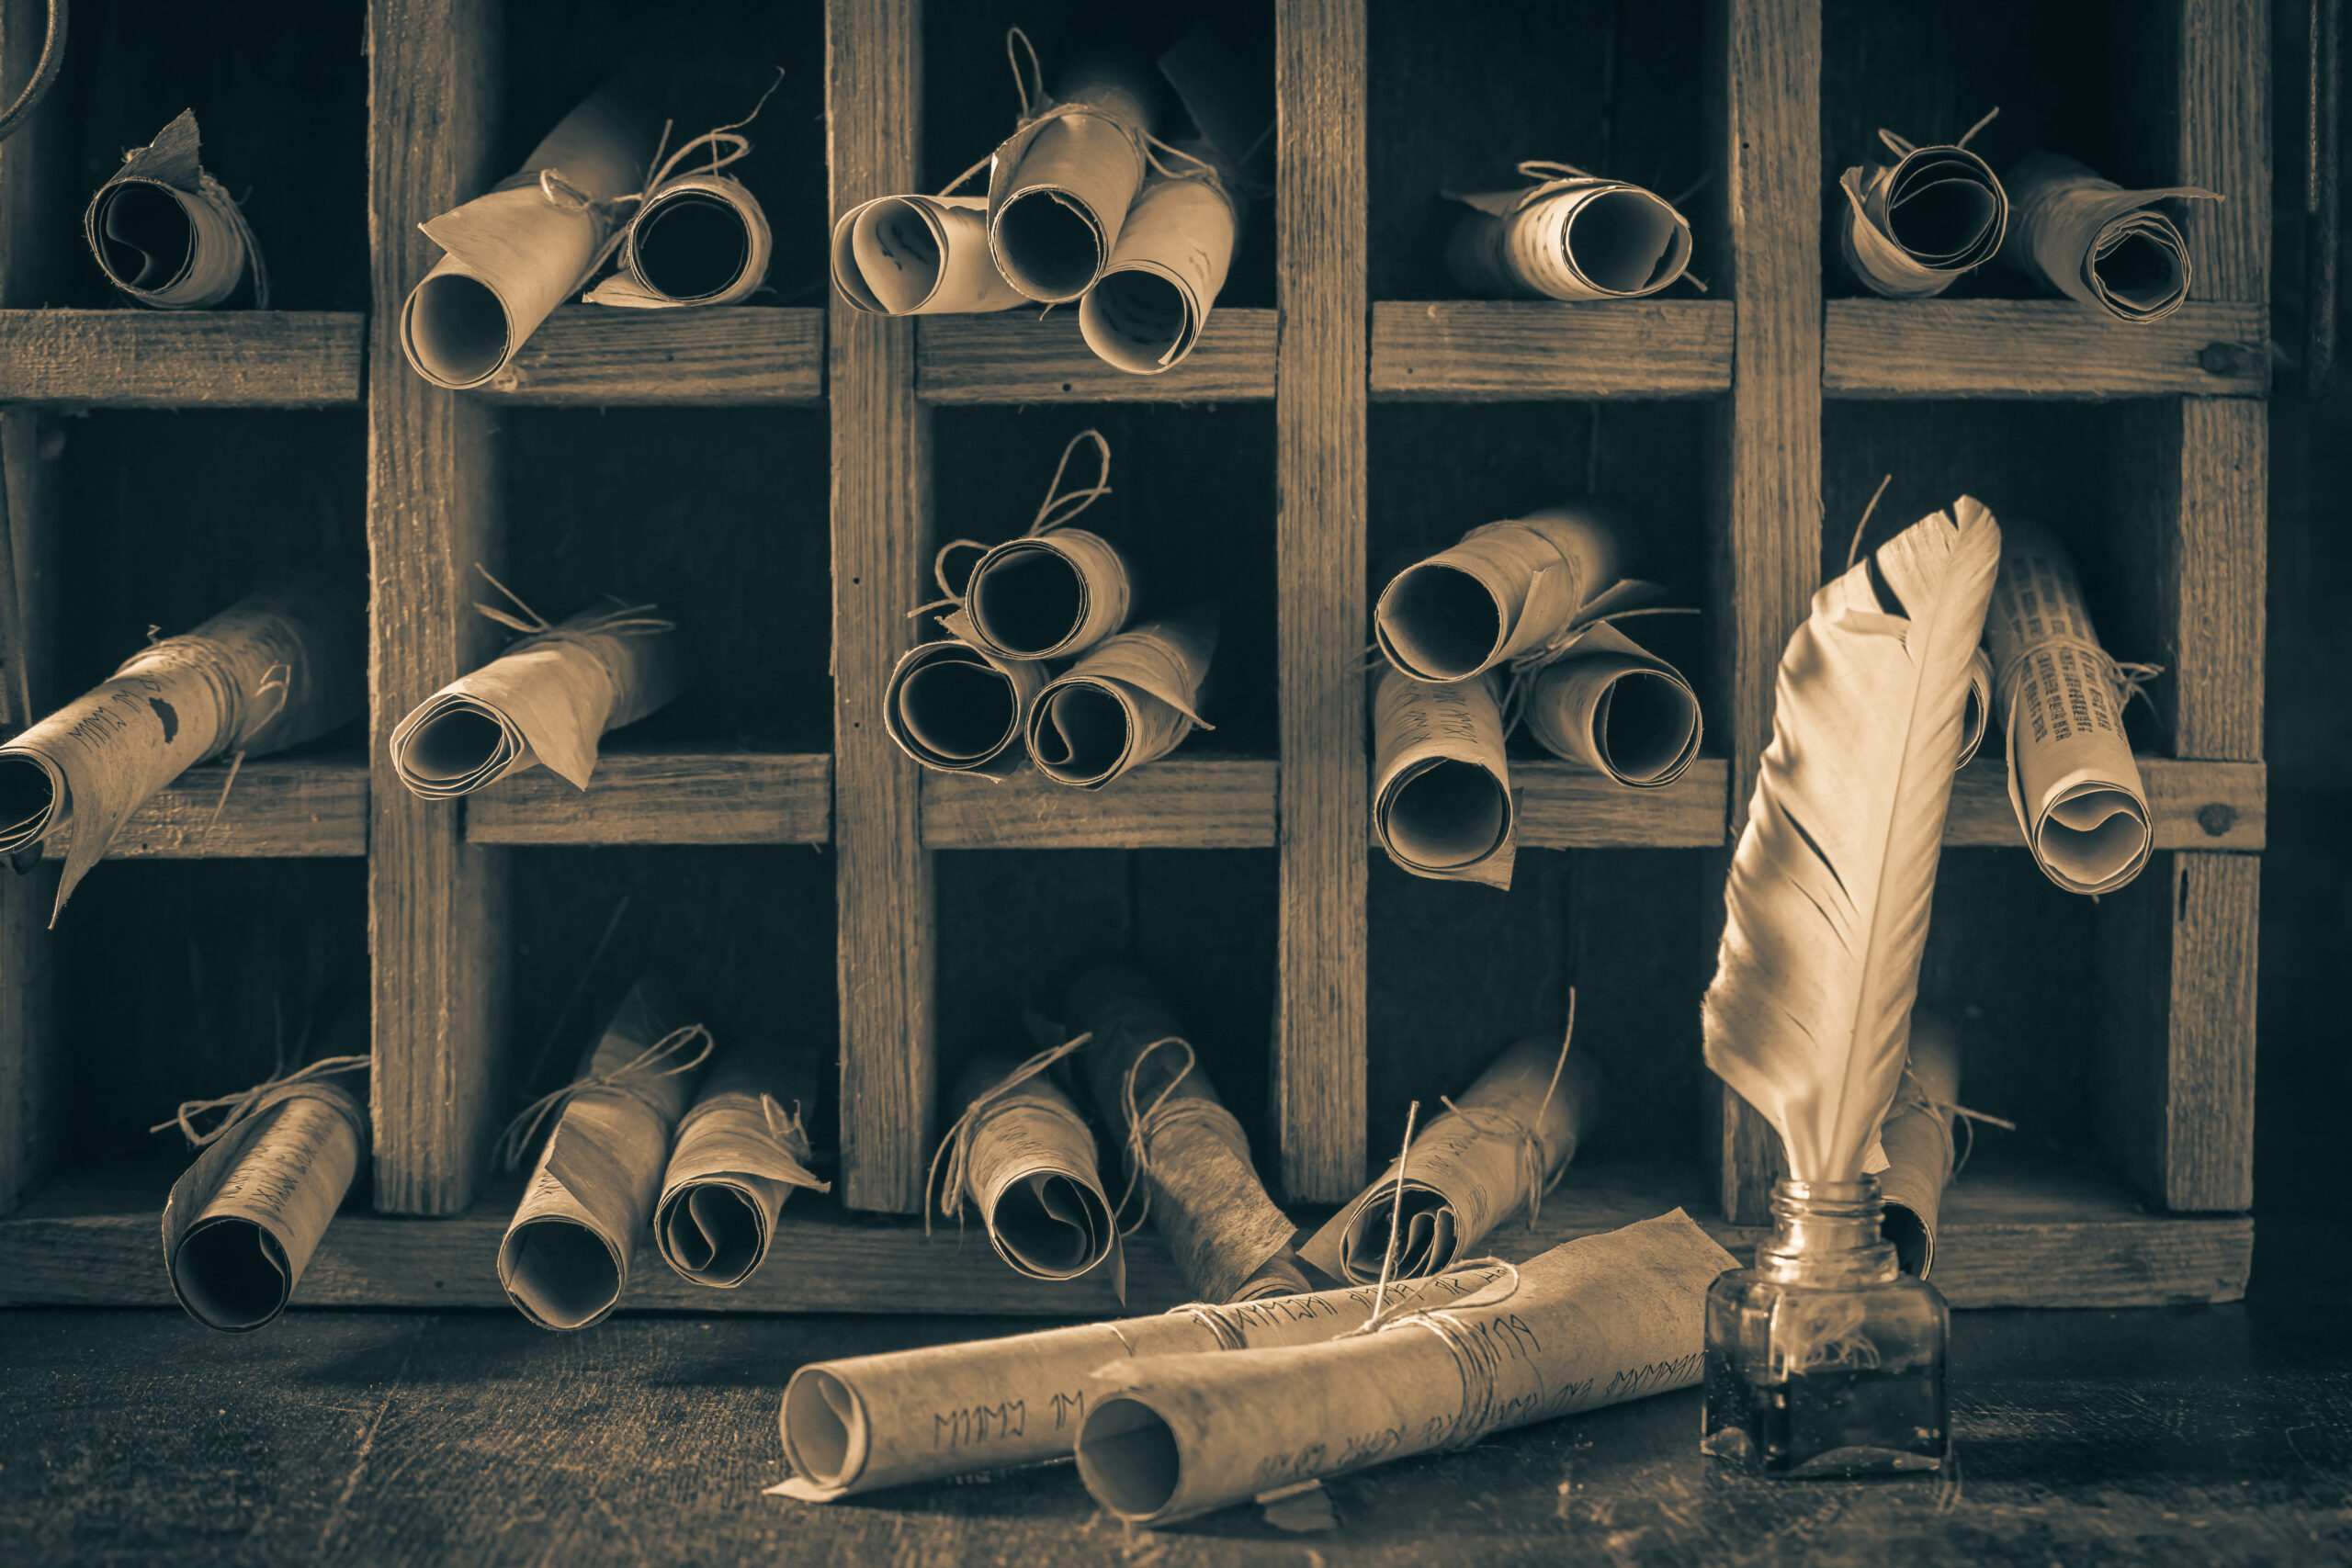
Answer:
[171,1217,294,1332]
[403,272,514,389]
[779,1366,869,1499]
[662,1184,764,1288]
[1379,564,1507,682]
[1565,187,1690,296]
[1029,683,1130,786]
[399,704,510,793]
[1340,1192,1455,1281]
[969,542,1089,659]
[992,1171,1116,1280]
[499,1216,624,1331]
[897,657,1023,767]
[1597,670,1702,787]
[1080,268,1193,374]
[995,187,1104,302]
[1077,1395,1184,1524]
[1882,1201,1933,1279]
[0,751,62,855]
[843,198,946,315]
[1386,760,1510,871]
[632,191,753,305]
[96,181,198,293]
[2040,786,2152,892]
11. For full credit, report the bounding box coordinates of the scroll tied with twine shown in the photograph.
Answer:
[1372,665,1515,889]
[985,40,1159,304]
[935,430,1134,663]
[389,573,685,799]
[1999,152,2220,323]
[1838,113,2008,299]
[1875,1010,2009,1280]
[1444,161,1694,302]
[0,577,364,919]
[1984,519,2154,895]
[1510,582,1704,790]
[85,109,267,310]
[770,1261,1513,1501]
[1302,1024,1599,1285]
[1375,506,1626,683]
[929,1039,1122,1292]
[882,626,1048,779]
[1076,1210,1736,1527]
[654,1047,829,1289]
[1026,608,1216,789]
[496,981,711,1330]
[583,78,784,309]
[1064,962,1308,1306]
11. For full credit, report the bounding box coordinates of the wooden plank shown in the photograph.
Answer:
[828,0,934,1214]
[1273,0,1369,1205]
[465,750,831,845]
[1370,300,1733,400]
[1514,759,1730,848]
[918,309,1277,402]
[1823,300,2267,399]
[0,310,366,407]
[1943,757,2265,851]
[467,305,824,405]
[367,0,510,1217]
[40,757,369,859]
[1713,0,1822,1224]
[922,758,1277,849]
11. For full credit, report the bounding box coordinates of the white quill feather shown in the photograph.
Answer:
[1703,498,2002,1181]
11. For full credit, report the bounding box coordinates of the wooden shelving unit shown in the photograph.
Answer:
[0,0,2267,1312]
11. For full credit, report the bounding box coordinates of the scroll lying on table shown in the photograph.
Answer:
[936,1050,1120,1287]
[774,1260,1514,1500]
[1877,1011,1962,1279]
[389,602,684,799]
[882,626,1046,778]
[988,56,1158,303]
[85,110,266,309]
[403,85,659,388]
[654,1047,829,1289]
[1984,520,2153,895]
[1302,1034,1599,1285]
[1518,594,1703,789]
[1373,666,1514,888]
[1999,152,2219,323]
[958,530,1135,662]
[1375,506,1625,682]
[1444,162,1693,301]
[1839,126,2007,299]
[1956,646,1994,772]
[585,172,771,309]
[831,194,1027,315]
[1063,962,1309,1305]
[0,578,364,918]
[498,981,709,1330]
[1078,157,1238,374]
[1025,610,1216,789]
[1078,1210,1736,1526]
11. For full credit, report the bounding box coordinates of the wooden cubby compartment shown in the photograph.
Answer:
[0,0,2262,1314]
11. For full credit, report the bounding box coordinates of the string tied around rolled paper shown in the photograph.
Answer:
[149,1055,370,1148]
[1875,105,2002,164]
[922,1031,1095,1239]
[1891,1066,2017,1180]
[907,429,1114,625]
[1430,989,1581,1231]
[1106,1034,1246,1237]
[471,562,676,652]
[1993,634,2166,728]
[495,1021,716,1170]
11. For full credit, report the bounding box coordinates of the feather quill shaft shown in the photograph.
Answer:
[1703,499,2002,1181]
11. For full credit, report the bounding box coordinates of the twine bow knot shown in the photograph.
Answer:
[923,1032,1094,1235]
[472,563,675,650]
[910,429,1114,626]
[1108,1034,1239,1236]
[150,1055,369,1148]
[1892,1066,2017,1179]
[496,1021,715,1170]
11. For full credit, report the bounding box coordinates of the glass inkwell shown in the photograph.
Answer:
[1701,1172,1950,1477]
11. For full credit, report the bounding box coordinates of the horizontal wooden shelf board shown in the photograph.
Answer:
[1371,299,1734,400]
[1944,756,2264,851]
[0,1156,2245,1314]
[1514,759,1731,847]
[1823,300,2268,400]
[0,310,364,408]
[922,757,1279,848]
[468,306,825,405]
[40,756,369,859]
[917,309,1278,403]
[465,749,832,845]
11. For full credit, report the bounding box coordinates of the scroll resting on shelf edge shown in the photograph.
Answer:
[942,1052,1122,1289]
[1444,167,1692,302]
[1983,518,2153,895]
[1025,609,1216,789]
[1078,161,1238,374]
[771,1261,1513,1500]
[84,109,264,310]
[388,604,684,799]
[987,58,1158,304]
[1999,151,2220,323]
[586,173,772,309]
[654,1049,829,1289]
[1876,1011,1962,1280]
[1372,665,1514,889]
[1301,1034,1598,1284]
[0,578,364,919]
[1838,130,2007,299]
[1520,609,1703,789]
[882,620,1048,779]
[1375,507,1626,682]
[831,193,1027,315]
[1076,1210,1736,1526]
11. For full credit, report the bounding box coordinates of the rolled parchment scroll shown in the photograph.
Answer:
[497,982,709,1330]
[1372,666,1514,889]
[987,58,1158,303]
[1063,963,1309,1305]
[1877,1012,1962,1280]
[774,1262,1512,1500]
[959,530,1135,661]
[85,110,266,310]
[1444,163,1693,301]
[1078,1210,1736,1526]
[882,625,1047,778]
[1079,159,1238,374]
[585,175,771,309]
[389,603,684,799]
[1838,127,2007,299]
[831,194,1027,315]
[1374,506,1625,683]
[1956,647,1994,772]
[1520,612,1703,790]
[654,1048,829,1289]
[0,579,364,919]
[159,1049,369,1334]
[1984,520,2153,895]
[402,85,659,389]
[1026,610,1216,789]
[936,1051,1121,1288]
[1302,1034,1599,1285]
[1999,152,2220,323]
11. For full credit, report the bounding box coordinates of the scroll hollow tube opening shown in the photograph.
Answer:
[1080,269,1189,372]
[1380,564,1507,681]
[996,189,1104,301]
[501,1218,624,1330]
[172,1218,292,1331]
[403,273,514,389]
[0,753,61,852]
[1563,187,1690,294]
[1598,671,1702,784]
[990,1172,1114,1278]
[1882,1201,1932,1278]
[95,182,197,292]
[662,1185,763,1285]
[632,190,753,303]
[842,199,945,314]
[1386,761,1510,869]
[781,1367,868,1490]
[969,545,1088,658]
[401,705,508,785]
[1076,1395,1185,1521]
[897,658,1023,764]
[1029,683,1129,784]
[1343,1193,1456,1279]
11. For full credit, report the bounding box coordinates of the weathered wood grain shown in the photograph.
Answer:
[1371,299,1733,400]
[40,757,369,859]
[918,309,1277,402]
[922,757,1277,849]
[0,310,366,407]
[467,306,824,405]
[828,0,935,1214]
[1824,299,2268,399]
[1274,0,1370,1205]
[367,0,510,1217]
[465,750,831,845]
[1514,760,1730,848]
[1944,756,2266,851]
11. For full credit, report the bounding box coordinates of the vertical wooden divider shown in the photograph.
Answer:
[827,0,934,1213]
[367,0,512,1215]
[1272,0,1369,1205]
[1711,0,1823,1224]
